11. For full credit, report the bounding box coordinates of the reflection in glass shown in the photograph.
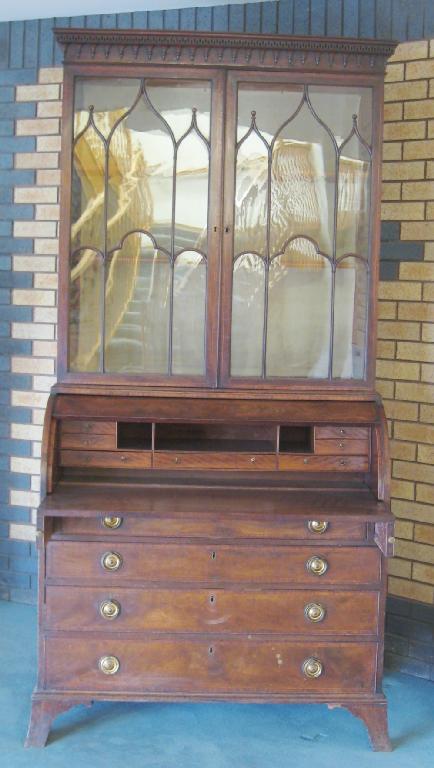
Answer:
[71,130,105,254]
[104,233,170,374]
[337,132,371,258]
[267,239,331,378]
[69,249,102,372]
[175,132,209,254]
[333,257,368,379]
[172,252,206,375]
[74,78,142,139]
[231,253,265,377]
[308,85,372,147]
[235,130,268,257]
[237,84,303,142]
[147,81,211,141]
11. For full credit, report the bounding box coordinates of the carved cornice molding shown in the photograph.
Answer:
[54,28,396,74]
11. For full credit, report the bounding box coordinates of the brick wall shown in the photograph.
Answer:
[378,39,434,606]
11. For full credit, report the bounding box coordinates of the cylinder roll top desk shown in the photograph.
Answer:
[25,28,397,750]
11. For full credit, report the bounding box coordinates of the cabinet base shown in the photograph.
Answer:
[25,691,392,750]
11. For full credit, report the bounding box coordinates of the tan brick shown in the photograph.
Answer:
[376,360,420,380]
[14,186,57,204]
[402,181,434,200]
[402,221,434,239]
[383,400,419,421]
[397,341,434,362]
[393,460,434,484]
[377,301,396,320]
[388,558,412,578]
[34,238,59,255]
[395,520,414,540]
[378,321,420,340]
[16,83,59,101]
[400,263,434,281]
[395,382,434,404]
[385,62,404,82]
[388,576,434,603]
[12,289,55,307]
[31,476,41,493]
[15,152,58,169]
[383,121,425,141]
[412,563,434,586]
[420,404,434,423]
[422,324,434,342]
[377,340,395,359]
[426,160,434,178]
[32,443,42,459]
[390,41,428,61]
[9,523,36,542]
[404,99,434,119]
[13,255,55,272]
[38,67,63,84]
[32,410,45,426]
[421,363,434,383]
[34,307,57,323]
[33,375,56,392]
[13,221,56,238]
[36,135,61,153]
[11,390,49,409]
[429,121,434,139]
[10,456,41,475]
[391,478,415,500]
[10,489,40,508]
[384,81,427,102]
[392,499,433,523]
[375,379,395,399]
[403,140,434,160]
[16,118,59,136]
[35,204,60,221]
[34,273,58,290]
[418,443,434,464]
[390,440,417,461]
[11,357,54,375]
[383,103,403,122]
[398,302,434,322]
[395,538,434,565]
[406,59,434,80]
[382,145,402,163]
[381,202,424,220]
[37,100,62,118]
[394,422,434,444]
[381,181,401,199]
[33,340,57,357]
[378,282,422,301]
[11,423,43,441]
[382,161,425,180]
[12,322,54,340]
[425,200,434,218]
[417,484,434,504]
[36,169,61,186]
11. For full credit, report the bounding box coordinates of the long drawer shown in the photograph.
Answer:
[54,515,367,542]
[45,586,379,635]
[46,542,381,585]
[44,636,377,694]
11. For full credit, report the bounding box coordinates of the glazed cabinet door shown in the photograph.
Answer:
[62,68,224,384]
[220,71,376,388]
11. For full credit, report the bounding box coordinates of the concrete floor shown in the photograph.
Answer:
[1,600,434,768]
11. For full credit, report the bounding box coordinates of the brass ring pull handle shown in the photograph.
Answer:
[101,551,122,571]
[98,655,120,675]
[102,516,123,529]
[302,657,323,678]
[306,555,328,576]
[307,520,329,534]
[100,599,121,620]
[304,602,326,623]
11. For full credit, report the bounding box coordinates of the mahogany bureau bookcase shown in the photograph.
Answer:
[25,28,396,750]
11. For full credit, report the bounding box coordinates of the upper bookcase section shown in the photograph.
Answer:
[54,29,396,394]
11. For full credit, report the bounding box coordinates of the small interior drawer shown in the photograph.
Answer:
[315,427,370,440]
[60,433,116,450]
[60,420,116,436]
[59,450,152,469]
[315,439,369,455]
[153,452,276,471]
[278,455,369,472]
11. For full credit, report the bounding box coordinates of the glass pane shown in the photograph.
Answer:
[267,238,331,378]
[308,85,373,147]
[172,251,206,375]
[105,233,170,374]
[271,102,335,256]
[237,83,303,142]
[231,253,265,377]
[235,130,268,257]
[337,134,371,258]
[71,129,105,254]
[147,80,211,142]
[74,77,142,139]
[69,249,102,372]
[174,132,209,254]
[333,257,368,379]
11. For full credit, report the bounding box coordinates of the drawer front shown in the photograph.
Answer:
[44,636,377,694]
[314,439,369,456]
[60,433,116,450]
[45,586,379,635]
[278,455,369,472]
[315,427,370,440]
[59,450,152,469]
[153,452,276,471]
[46,542,380,585]
[55,516,367,542]
[61,420,116,435]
